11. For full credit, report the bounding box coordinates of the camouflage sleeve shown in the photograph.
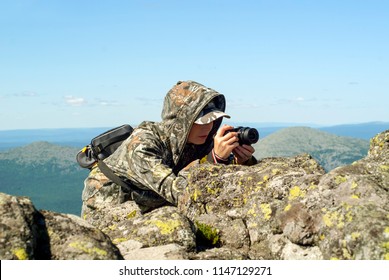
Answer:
[126,135,188,206]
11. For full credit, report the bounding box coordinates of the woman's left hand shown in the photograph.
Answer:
[233,144,255,164]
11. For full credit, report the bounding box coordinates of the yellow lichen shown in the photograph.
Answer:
[148,219,181,235]
[342,248,353,259]
[342,203,352,211]
[260,203,272,221]
[112,237,128,244]
[192,189,201,202]
[205,204,214,212]
[335,176,347,184]
[206,183,220,195]
[108,224,117,231]
[248,222,258,228]
[272,169,280,175]
[323,210,350,229]
[284,204,292,212]
[351,181,358,189]
[127,210,137,219]
[69,242,108,256]
[337,219,345,229]
[263,175,269,181]
[351,194,360,199]
[320,234,325,240]
[380,165,389,172]
[381,242,389,250]
[351,232,361,240]
[288,186,306,200]
[323,211,339,227]
[345,211,353,222]
[385,253,389,260]
[247,204,257,217]
[13,248,28,260]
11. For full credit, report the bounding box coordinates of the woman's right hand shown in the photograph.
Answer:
[213,124,239,160]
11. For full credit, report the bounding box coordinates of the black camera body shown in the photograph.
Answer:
[227,126,259,145]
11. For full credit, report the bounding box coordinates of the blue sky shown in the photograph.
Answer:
[1,0,388,130]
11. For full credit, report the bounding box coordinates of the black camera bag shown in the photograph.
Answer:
[76,124,133,169]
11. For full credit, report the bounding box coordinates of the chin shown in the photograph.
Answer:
[195,139,207,145]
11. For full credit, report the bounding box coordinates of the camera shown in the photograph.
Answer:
[226,126,259,145]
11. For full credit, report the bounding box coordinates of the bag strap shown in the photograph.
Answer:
[97,160,134,190]
[97,159,168,210]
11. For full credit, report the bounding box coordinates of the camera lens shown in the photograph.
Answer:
[240,127,259,145]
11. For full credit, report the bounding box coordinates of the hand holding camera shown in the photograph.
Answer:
[213,125,258,163]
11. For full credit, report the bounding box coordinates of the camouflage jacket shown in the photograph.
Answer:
[103,81,225,209]
[101,80,256,211]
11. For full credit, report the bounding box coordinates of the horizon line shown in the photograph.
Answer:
[0,120,388,132]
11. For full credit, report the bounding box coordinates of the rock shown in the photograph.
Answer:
[178,130,389,260]
[122,243,188,260]
[1,130,388,260]
[84,201,196,254]
[40,211,123,260]
[0,193,47,260]
[0,193,122,260]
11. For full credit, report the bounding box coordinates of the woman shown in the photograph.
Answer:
[81,80,256,216]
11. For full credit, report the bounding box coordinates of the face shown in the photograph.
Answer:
[187,122,214,145]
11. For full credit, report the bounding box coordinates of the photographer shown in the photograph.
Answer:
[81,80,257,216]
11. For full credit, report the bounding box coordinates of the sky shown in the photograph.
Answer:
[0,0,388,130]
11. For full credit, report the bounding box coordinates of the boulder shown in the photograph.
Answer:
[0,192,122,260]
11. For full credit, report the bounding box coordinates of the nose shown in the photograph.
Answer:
[202,122,213,132]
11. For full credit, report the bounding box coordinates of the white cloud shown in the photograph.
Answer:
[64,95,87,106]
[95,98,121,107]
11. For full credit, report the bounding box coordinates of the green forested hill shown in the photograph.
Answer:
[0,142,88,215]
[253,127,370,171]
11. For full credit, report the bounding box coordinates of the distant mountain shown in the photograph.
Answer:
[253,127,370,171]
[318,122,388,140]
[240,122,388,139]
[0,127,126,151]
[0,142,89,215]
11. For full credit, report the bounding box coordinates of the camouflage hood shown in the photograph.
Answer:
[161,80,227,165]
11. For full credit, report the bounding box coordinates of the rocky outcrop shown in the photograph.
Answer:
[0,193,122,260]
[1,130,388,260]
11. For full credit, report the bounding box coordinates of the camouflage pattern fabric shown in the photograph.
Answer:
[82,80,229,216]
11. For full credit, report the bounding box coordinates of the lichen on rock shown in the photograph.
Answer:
[1,130,388,260]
